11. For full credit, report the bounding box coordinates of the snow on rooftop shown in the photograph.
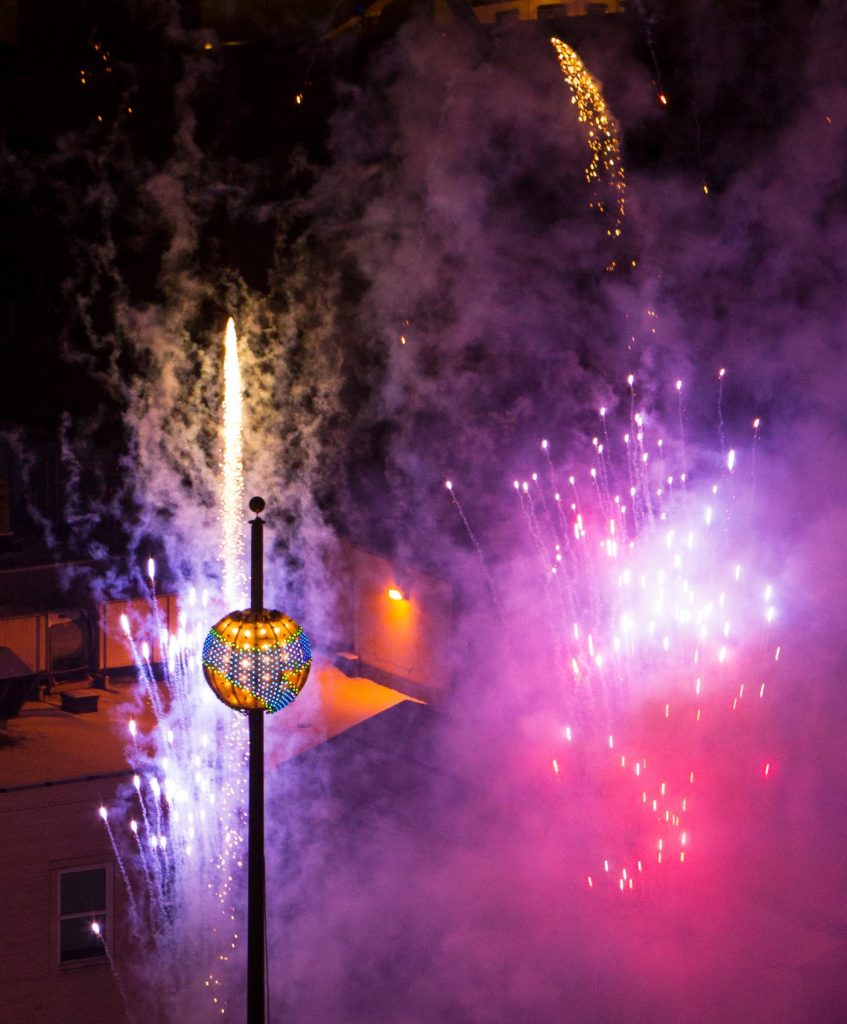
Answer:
[0,658,421,791]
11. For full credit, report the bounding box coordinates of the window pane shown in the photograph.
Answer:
[60,917,105,962]
[60,868,106,915]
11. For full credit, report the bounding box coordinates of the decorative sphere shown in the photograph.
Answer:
[202,609,311,714]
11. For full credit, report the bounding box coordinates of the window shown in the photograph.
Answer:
[537,4,568,19]
[58,866,108,964]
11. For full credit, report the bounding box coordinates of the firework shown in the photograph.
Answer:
[550,38,626,240]
[450,372,780,897]
[536,379,778,893]
[222,317,247,610]
[98,318,255,1019]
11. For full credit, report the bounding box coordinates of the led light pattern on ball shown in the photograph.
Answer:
[203,610,312,713]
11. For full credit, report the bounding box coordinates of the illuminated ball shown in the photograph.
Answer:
[202,609,311,714]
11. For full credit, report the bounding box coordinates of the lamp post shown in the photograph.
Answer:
[202,497,312,1024]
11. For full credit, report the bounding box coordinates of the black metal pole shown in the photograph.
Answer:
[247,709,265,1024]
[250,497,264,614]
[247,496,266,1024]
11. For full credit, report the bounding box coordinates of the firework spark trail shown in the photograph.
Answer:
[542,441,576,558]
[516,477,569,688]
[99,806,139,922]
[633,411,656,527]
[718,367,727,455]
[132,774,166,913]
[529,461,590,634]
[537,455,582,636]
[149,776,164,845]
[132,774,153,849]
[526,474,578,704]
[130,819,154,897]
[222,317,246,610]
[516,481,554,586]
[751,417,762,495]
[444,481,508,628]
[630,0,667,107]
[531,471,559,547]
[675,378,688,487]
[566,473,606,646]
[550,37,626,242]
[92,922,138,1024]
[625,377,655,528]
[590,432,614,520]
[599,407,618,502]
[146,557,165,671]
[544,444,589,549]
[524,473,592,718]
[139,644,164,719]
[120,614,165,720]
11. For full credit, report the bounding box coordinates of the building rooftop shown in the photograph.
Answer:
[0,658,421,792]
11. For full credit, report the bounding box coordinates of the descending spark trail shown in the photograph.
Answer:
[99,805,138,921]
[445,480,507,626]
[92,922,137,1024]
[550,38,626,242]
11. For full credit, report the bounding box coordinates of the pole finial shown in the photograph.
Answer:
[249,496,266,515]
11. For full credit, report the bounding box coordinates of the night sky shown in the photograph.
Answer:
[2,1,847,1021]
